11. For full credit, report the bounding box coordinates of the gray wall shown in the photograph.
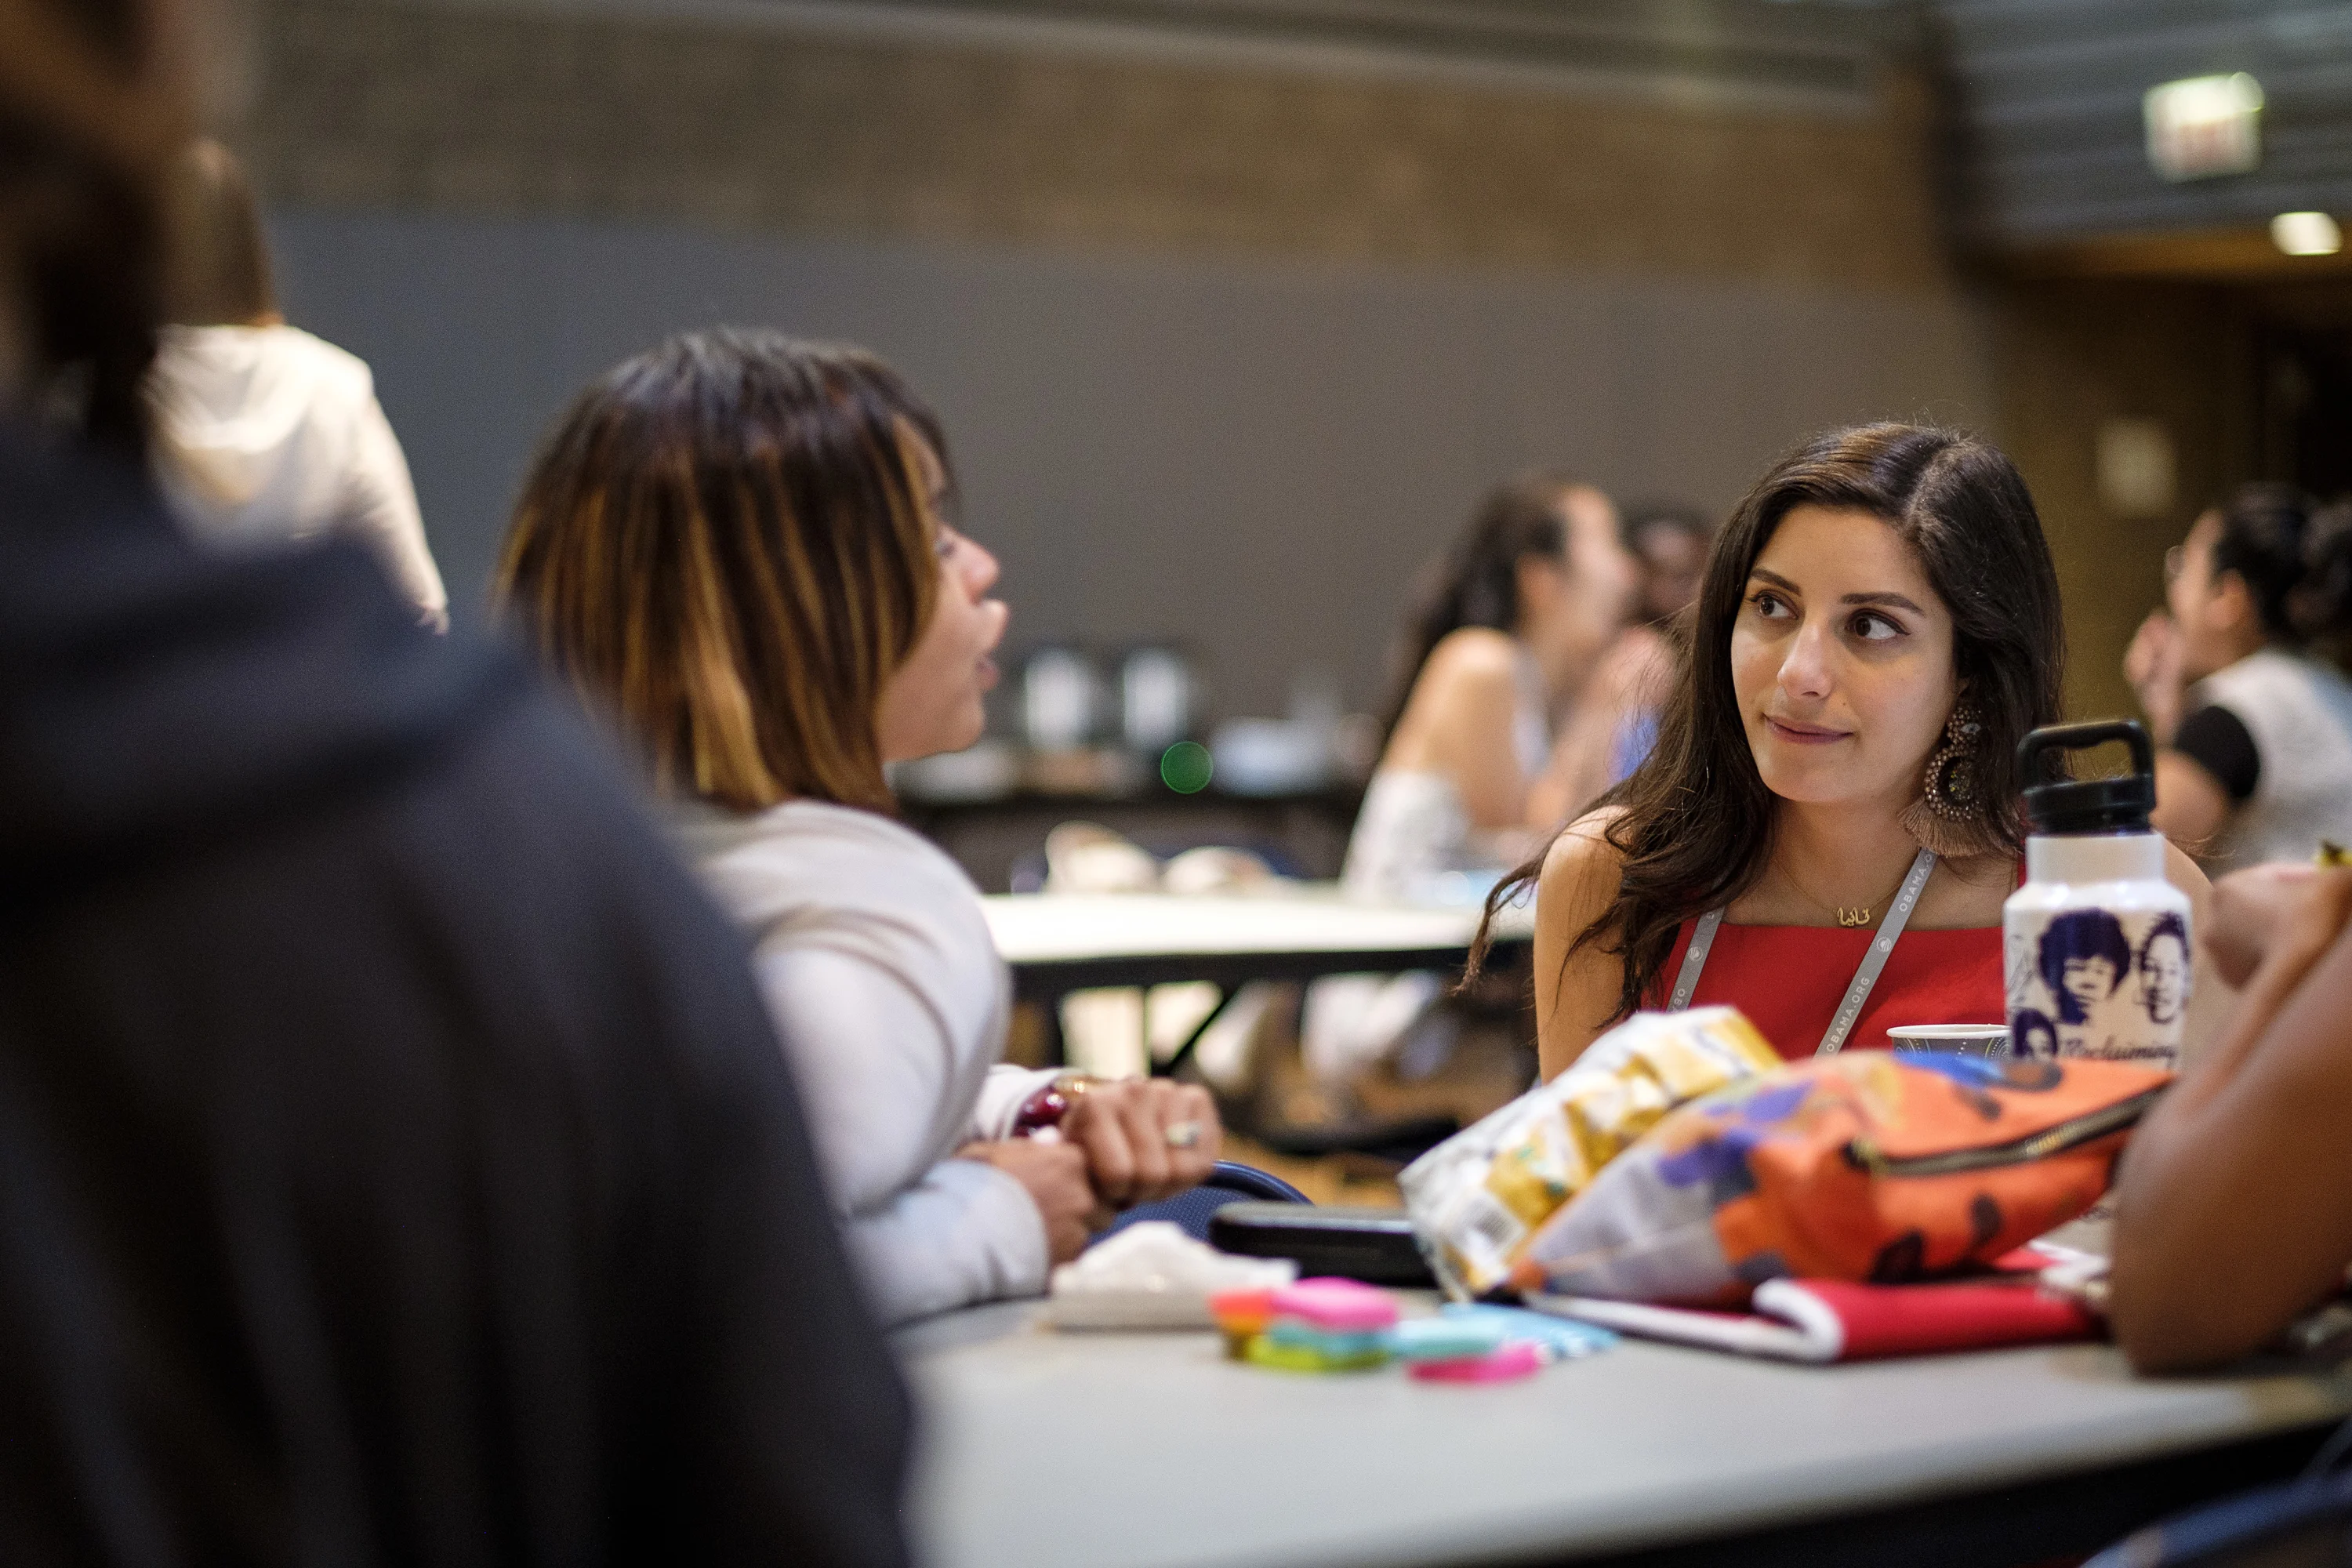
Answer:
[272,206,1994,717]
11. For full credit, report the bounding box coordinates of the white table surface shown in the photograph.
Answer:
[981,891,1536,967]
[901,1298,2352,1568]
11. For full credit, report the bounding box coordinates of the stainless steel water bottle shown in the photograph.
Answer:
[2005,720,2191,1066]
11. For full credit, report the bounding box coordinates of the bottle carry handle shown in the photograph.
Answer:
[2015,719,2154,786]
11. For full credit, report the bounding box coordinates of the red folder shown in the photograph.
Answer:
[1530,1278,2103,1363]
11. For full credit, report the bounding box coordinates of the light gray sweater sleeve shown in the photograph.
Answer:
[750,944,1047,1324]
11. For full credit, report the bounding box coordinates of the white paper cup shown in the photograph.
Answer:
[1885,1024,2012,1059]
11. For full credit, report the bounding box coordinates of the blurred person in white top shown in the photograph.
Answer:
[1301,473,1638,1085]
[495,328,1221,1324]
[1345,471,1642,901]
[147,140,448,630]
[2126,485,2352,872]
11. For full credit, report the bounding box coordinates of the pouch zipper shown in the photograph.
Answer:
[1846,1085,2170,1178]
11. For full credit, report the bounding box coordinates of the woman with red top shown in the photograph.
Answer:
[1476,423,2216,1075]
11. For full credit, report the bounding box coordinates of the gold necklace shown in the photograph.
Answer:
[1780,860,1915,928]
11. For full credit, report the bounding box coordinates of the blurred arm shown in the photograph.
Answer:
[340,394,449,631]
[2111,866,2352,1371]
[2151,750,2232,851]
[1529,630,1669,829]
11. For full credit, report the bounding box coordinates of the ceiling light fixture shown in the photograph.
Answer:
[2271,212,2344,257]
[2144,73,2264,181]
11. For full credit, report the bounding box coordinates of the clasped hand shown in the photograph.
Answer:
[960,1080,1222,1263]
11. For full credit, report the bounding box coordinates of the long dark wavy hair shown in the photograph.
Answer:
[1378,470,1579,741]
[1470,423,2065,1026]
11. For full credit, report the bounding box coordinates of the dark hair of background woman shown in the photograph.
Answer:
[1468,423,2066,1025]
[1377,470,1577,741]
[159,139,278,327]
[0,0,165,450]
[2209,483,2352,665]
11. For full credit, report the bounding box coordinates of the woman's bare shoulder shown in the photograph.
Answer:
[1417,626,1521,691]
[1386,628,1526,773]
[1533,808,1633,1076]
[1539,807,1628,908]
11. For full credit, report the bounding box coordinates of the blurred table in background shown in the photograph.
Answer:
[903,781,1364,893]
[983,891,1529,994]
[982,890,1532,1069]
[902,1298,2352,1568]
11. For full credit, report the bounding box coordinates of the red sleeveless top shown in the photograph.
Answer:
[1650,920,2005,1062]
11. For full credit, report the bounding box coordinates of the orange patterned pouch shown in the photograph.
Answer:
[1507,1052,2170,1305]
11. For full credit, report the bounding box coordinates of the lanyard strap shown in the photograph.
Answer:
[1665,848,1938,1057]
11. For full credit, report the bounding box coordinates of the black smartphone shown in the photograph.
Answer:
[1208,1202,1435,1287]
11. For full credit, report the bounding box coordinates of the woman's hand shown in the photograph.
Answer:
[2125,610,2187,744]
[1060,1079,1221,1208]
[957,1139,1105,1265]
[2205,863,2352,993]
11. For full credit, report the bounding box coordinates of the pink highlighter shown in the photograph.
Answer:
[1408,1341,1544,1384]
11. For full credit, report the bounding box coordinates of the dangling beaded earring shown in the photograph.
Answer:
[1900,699,1998,858]
[1921,699,1984,822]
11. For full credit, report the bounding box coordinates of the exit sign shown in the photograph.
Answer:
[2143,73,2264,182]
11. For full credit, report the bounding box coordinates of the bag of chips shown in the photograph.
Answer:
[1510,1051,2169,1305]
[1400,1007,1781,1299]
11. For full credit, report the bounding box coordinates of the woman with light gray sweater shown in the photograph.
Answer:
[498,329,1221,1323]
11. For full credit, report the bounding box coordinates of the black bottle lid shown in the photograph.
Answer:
[2016,720,2156,835]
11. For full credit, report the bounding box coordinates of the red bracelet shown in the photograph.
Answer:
[1011,1072,1098,1136]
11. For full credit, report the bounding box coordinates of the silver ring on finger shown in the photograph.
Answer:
[1163,1120,1203,1150]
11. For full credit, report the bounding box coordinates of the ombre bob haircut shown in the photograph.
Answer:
[1473,423,2066,1024]
[496,328,945,815]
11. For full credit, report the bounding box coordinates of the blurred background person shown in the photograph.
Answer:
[1624,501,1715,630]
[147,138,449,629]
[2126,485,2352,869]
[1537,499,1722,821]
[498,328,1222,1325]
[1344,470,1639,901]
[1290,471,1634,1095]
[0,5,909,1559]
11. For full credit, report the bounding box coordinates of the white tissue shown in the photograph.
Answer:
[1047,1221,1296,1330]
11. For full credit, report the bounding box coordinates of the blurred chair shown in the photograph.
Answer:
[1093,1159,1308,1246]
[2085,1454,2352,1566]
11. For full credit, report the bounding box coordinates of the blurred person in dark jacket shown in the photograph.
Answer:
[0,3,912,1563]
